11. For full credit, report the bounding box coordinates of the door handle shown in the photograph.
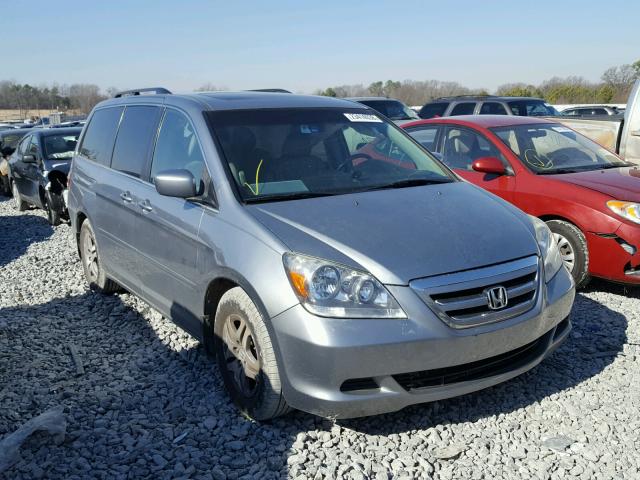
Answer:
[120,191,133,203]
[138,200,153,213]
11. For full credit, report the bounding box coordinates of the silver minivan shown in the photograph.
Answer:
[67,88,575,420]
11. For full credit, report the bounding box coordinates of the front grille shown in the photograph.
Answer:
[410,256,540,329]
[393,332,550,391]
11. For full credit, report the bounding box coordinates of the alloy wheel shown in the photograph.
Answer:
[222,313,260,397]
[553,232,575,272]
[82,231,99,281]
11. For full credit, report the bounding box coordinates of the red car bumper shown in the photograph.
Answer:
[587,222,640,284]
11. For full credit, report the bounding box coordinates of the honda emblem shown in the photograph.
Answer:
[485,286,508,310]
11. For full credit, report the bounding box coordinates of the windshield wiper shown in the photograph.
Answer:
[244,191,340,204]
[361,177,454,191]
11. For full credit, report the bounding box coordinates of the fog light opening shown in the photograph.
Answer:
[615,237,637,256]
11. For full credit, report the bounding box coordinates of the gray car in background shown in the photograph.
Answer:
[347,97,420,125]
[67,89,575,420]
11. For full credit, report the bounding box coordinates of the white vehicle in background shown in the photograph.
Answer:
[554,80,640,165]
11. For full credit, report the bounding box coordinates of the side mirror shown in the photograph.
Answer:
[22,154,37,163]
[472,156,506,175]
[154,169,197,198]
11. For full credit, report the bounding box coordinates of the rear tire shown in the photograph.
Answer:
[545,219,590,288]
[79,219,120,293]
[11,181,28,211]
[213,287,290,421]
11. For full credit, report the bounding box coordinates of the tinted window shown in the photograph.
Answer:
[80,107,123,166]
[111,106,162,178]
[593,108,608,115]
[480,102,507,115]
[407,126,439,151]
[19,136,31,154]
[507,100,557,116]
[442,127,505,170]
[150,109,206,190]
[450,103,476,116]
[358,100,418,121]
[28,136,39,156]
[2,134,23,150]
[419,103,448,119]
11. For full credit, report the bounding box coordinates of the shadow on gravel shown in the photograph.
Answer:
[584,277,640,299]
[0,208,53,268]
[341,292,628,435]
[0,291,304,479]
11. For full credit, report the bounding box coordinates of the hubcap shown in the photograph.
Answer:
[222,313,260,397]
[553,233,575,272]
[82,232,99,280]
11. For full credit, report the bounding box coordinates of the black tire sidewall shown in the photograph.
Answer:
[45,191,61,226]
[213,295,267,416]
[545,220,589,287]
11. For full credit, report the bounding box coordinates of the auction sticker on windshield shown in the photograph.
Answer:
[344,113,382,122]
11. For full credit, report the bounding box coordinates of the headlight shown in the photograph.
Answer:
[529,216,563,282]
[607,200,640,225]
[283,253,406,319]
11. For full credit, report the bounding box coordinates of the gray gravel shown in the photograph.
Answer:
[1,195,640,479]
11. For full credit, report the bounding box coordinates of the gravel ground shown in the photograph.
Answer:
[1,195,639,480]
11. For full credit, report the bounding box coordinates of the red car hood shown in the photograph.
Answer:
[556,167,640,202]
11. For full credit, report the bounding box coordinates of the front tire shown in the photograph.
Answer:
[45,191,61,226]
[213,287,290,421]
[545,219,590,288]
[79,219,120,293]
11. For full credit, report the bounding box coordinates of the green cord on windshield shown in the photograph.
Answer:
[244,159,263,195]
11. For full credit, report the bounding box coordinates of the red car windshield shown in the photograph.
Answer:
[491,124,628,174]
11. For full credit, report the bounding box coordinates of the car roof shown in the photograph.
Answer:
[346,97,398,102]
[32,127,82,137]
[0,127,35,137]
[98,91,369,112]
[428,96,545,103]
[403,115,556,129]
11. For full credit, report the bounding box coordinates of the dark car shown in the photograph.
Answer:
[347,97,420,125]
[0,128,32,195]
[560,105,622,116]
[418,95,559,119]
[8,127,81,224]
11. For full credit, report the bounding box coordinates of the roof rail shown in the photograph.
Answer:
[114,87,172,98]
[247,88,292,93]
[435,94,495,100]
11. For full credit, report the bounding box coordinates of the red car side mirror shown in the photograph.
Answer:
[472,157,506,175]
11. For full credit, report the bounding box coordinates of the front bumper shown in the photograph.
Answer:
[271,265,575,418]
[587,222,640,284]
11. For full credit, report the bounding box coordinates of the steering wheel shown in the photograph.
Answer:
[337,153,374,173]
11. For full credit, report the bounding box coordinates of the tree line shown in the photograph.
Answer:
[0,81,117,117]
[316,60,640,106]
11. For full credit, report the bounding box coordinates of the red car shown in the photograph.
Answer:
[403,115,640,287]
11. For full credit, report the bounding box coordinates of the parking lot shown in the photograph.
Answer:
[0,196,638,479]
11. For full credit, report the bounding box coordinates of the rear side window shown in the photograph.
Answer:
[80,107,123,166]
[450,103,476,116]
[406,126,439,151]
[419,102,448,119]
[111,106,162,178]
[150,109,206,189]
[480,102,507,115]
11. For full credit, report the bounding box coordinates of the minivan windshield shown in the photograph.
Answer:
[491,124,628,174]
[208,109,453,202]
[357,100,419,121]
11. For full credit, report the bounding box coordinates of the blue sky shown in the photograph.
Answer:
[2,0,638,93]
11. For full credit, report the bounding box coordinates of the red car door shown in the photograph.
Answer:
[440,125,517,203]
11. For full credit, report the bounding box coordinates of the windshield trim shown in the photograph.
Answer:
[205,106,455,205]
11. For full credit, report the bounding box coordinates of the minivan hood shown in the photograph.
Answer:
[556,167,640,202]
[247,182,538,285]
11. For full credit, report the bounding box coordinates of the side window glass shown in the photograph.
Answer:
[442,128,505,170]
[29,137,39,156]
[450,102,476,116]
[150,110,206,192]
[111,106,162,178]
[407,127,439,151]
[80,107,124,166]
[19,136,31,155]
[480,102,507,115]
